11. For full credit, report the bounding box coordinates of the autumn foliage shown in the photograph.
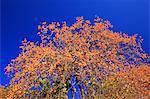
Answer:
[1,16,150,99]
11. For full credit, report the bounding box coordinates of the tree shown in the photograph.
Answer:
[3,16,150,98]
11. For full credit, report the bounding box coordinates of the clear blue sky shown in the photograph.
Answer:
[0,0,149,87]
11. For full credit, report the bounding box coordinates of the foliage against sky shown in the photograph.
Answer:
[1,17,150,99]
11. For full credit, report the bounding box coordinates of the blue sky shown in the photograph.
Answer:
[0,0,149,87]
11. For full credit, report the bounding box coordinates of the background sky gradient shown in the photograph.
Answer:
[0,0,149,88]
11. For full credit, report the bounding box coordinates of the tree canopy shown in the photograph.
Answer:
[1,16,150,99]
